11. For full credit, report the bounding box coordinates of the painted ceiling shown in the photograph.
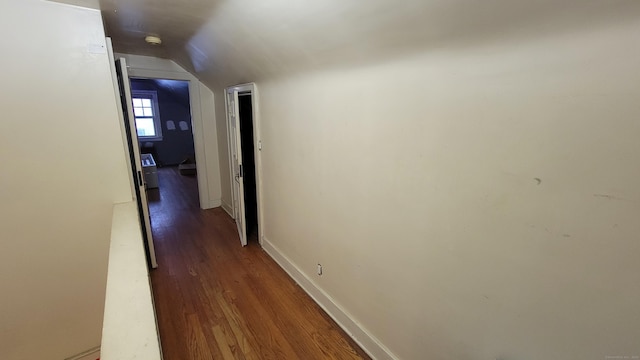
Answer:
[91,1,640,86]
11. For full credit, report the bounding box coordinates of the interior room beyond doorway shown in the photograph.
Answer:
[238,92,258,244]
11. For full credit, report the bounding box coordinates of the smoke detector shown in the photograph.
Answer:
[145,35,162,45]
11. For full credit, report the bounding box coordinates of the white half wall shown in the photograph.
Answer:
[256,20,640,359]
[0,1,131,359]
[101,202,161,360]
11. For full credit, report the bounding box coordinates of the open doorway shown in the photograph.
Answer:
[238,92,258,243]
[226,83,262,247]
[128,78,201,224]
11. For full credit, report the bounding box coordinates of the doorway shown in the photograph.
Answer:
[121,57,214,212]
[128,78,201,220]
[238,92,258,243]
[226,83,262,247]
[111,52,216,271]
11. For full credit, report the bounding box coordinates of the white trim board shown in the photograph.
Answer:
[261,237,398,360]
[64,346,100,360]
[221,200,233,218]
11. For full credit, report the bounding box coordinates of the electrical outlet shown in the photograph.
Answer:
[317,263,323,276]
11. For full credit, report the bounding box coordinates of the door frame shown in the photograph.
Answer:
[124,67,211,210]
[111,56,159,268]
[225,83,264,245]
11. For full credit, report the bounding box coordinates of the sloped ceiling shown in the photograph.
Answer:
[100,0,640,87]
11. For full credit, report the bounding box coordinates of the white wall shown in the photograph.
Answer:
[255,20,640,359]
[198,81,224,208]
[0,1,131,359]
[115,53,223,209]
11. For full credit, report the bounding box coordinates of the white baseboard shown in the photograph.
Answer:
[221,200,233,218]
[65,346,100,360]
[261,237,397,360]
[208,198,222,209]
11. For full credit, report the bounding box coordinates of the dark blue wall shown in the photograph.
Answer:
[130,78,194,166]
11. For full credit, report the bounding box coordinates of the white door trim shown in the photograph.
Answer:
[115,58,158,268]
[106,39,136,201]
[224,90,236,219]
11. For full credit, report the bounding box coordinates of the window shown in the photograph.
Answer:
[131,90,162,141]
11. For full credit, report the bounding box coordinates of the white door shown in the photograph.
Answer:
[115,58,159,268]
[227,89,248,246]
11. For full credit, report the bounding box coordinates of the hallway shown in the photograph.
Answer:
[147,167,369,359]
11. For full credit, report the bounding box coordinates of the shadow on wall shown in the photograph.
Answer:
[130,78,195,167]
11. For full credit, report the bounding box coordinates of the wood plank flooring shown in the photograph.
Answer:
[148,167,370,360]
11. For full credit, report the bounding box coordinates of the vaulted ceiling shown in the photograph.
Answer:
[97,0,640,87]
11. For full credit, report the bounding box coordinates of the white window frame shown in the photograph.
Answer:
[131,90,162,141]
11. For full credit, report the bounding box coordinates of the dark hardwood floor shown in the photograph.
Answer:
[147,167,370,360]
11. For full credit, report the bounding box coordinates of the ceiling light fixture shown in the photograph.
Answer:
[145,35,162,45]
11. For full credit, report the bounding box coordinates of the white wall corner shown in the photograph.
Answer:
[64,346,100,360]
[113,53,188,74]
[199,83,223,207]
[207,199,222,209]
[221,200,233,218]
[261,237,398,360]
